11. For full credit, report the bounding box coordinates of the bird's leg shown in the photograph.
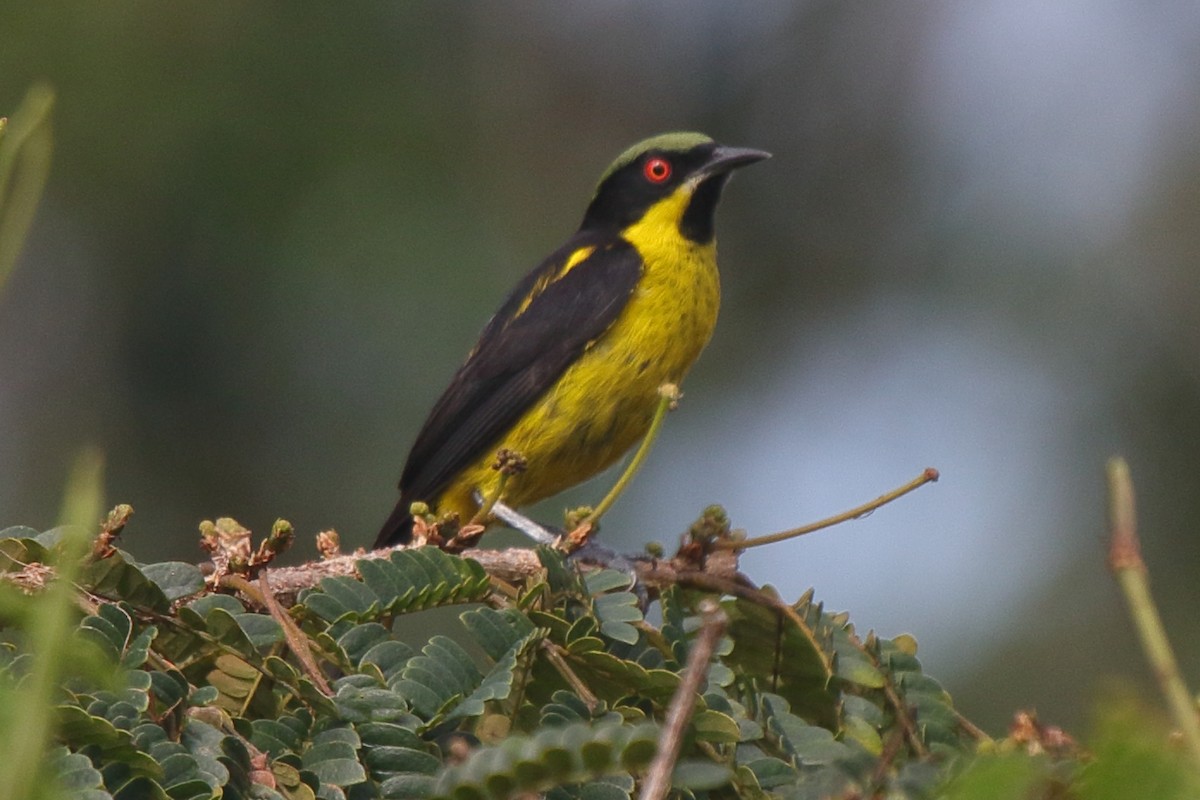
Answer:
[469,448,528,527]
[566,383,680,550]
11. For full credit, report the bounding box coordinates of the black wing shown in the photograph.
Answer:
[375,232,642,546]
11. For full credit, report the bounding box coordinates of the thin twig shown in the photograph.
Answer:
[640,599,727,800]
[880,672,927,760]
[258,572,332,697]
[1105,456,1200,767]
[540,641,599,712]
[954,709,993,743]
[220,574,267,608]
[858,635,928,760]
[714,467,939,550]
[867,726,907,793]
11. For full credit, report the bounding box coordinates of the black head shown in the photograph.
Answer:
[581,132,770,243]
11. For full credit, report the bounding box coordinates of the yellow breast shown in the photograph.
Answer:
[438,185,721,519]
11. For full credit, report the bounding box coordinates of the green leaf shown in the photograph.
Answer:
[577,782,630,800]
[842,713,883,755]
[671,758,732,790]
[358,722,423,749]
[761,693,853,766]
[390,679,444,721]
[187,593,247,618]
[336,622,391,666]
[138,562,206,602]
[251,720,304,758]
[365,745,440,776]
[0,530,50,574]
[46,746,108,793]
[316,576,380,618]
[1076,701,1200,800]
[78,603,133,661]
[722,592,836,726]
[593,592,642,646]
[299,549,490,625]
[937,753,1053,800]
[301,590,353,624]
[433,721,658,798]
[232,612,285,649]
[459,606,538,661]
[743,756,798,789]
[180,719,232,788]
[564,646,680,704]
[447,631,539,722]
[206,653,261,713]
[312,726,361,748]
[302,740,366,788]
[111,776,171,800]
[362,640,416,683]
[380,773,437,799]
[204,608,263,654]
[584,569,633,594]
[691,708,741,743]
[55,705,161,777]
[540,691,596,728]
[82,551,172,613]
[397,634,483,719]
[536,546,584,595]
[271,760,317,800]
[121,626,156,669]
[355,557,415,607]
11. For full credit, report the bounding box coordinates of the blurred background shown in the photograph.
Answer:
[3,1,1200,734]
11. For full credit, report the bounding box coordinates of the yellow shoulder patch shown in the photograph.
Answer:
[514,245,597,318]
[560,245,596,276]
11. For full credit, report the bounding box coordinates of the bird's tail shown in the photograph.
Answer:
[375,498,415,548]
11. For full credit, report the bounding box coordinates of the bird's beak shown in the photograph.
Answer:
[698,145,772,179]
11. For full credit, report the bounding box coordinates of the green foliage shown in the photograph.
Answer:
[936,702,1200,800]
[0,452,104,800]
[0,81,53,292]
[0,521,1195,799]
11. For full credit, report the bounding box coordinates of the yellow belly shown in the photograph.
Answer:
[436,233,721,522]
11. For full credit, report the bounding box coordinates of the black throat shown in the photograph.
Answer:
[679,174,730,244]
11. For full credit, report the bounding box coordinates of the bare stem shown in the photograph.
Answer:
[259,572,332,697]
[639,599,727,800]
[540,641,598,712]
[715,467,939,550]
[1105,456,1200,767]
[587,384,679,526]
[470,467,511,527]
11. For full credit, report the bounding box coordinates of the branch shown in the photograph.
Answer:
[714,467,938,550]
[254,543,746,609]
[639,599,727,800]
[1105,456,1200,767]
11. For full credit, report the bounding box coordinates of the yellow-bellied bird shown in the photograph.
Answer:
[376,132,769,547]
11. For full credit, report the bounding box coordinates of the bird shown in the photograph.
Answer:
[375,131,769,548]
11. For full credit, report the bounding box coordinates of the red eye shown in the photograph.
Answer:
[643,157,672,184]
